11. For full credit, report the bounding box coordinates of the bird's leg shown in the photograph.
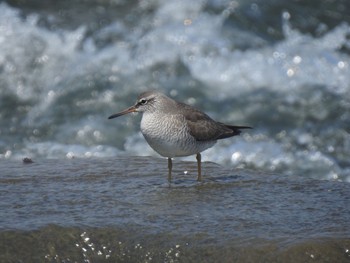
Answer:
[196,153,202,182]
[168,158,172,182]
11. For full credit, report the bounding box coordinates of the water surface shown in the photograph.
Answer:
[1,158,349,262]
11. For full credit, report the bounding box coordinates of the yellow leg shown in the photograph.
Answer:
[168,158,172,182]
[196,153,202,182]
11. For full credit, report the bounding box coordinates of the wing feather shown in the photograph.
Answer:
[178,103,248,141]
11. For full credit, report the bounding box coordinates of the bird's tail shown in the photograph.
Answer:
[219,125,252,139]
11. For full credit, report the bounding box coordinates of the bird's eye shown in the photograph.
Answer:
[139,99,147,105]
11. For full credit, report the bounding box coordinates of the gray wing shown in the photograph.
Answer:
[180,104,235,141]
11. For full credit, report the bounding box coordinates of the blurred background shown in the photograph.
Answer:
[0,0,349,181]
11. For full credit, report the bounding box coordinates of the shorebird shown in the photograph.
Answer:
[108,91,251,182]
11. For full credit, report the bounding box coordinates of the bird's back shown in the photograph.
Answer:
[175,101,251,141]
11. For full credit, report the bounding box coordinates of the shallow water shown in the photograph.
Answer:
[0,158,349,262]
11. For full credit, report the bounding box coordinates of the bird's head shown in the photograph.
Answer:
[108,91,160,119]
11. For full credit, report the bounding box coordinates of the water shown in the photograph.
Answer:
[0,0,350,261]
[1,0,350,181]
[1,158,350,262]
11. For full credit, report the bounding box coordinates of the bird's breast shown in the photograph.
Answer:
[140,113,215,157]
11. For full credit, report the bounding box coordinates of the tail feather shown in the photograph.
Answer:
[218,125,252,139]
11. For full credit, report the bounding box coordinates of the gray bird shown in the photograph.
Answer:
[108,91,251,182]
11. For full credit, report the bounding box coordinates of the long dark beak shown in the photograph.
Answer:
[108,105,137,119]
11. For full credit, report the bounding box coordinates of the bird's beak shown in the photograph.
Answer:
[108,105,137,119]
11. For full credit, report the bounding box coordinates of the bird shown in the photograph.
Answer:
[108,91,251,182]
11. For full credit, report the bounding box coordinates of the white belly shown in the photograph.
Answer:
[140,112,216,157]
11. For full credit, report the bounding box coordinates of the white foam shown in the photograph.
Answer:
[12,142,121,160]
[0,3,349,182]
